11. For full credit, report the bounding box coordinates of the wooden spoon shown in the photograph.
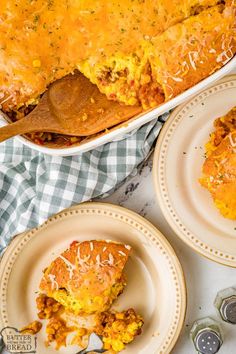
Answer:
[0,72,142,143]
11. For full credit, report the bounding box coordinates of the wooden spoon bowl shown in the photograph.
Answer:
[0,72,142,143]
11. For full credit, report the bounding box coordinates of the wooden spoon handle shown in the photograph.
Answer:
[0,117,38,143]
[0,96,60,143]
[0,114,56,144]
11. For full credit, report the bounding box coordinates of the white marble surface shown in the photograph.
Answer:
[103,157,236,354]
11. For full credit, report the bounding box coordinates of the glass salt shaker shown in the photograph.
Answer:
[190,317,223,354]
[214,287,236,324]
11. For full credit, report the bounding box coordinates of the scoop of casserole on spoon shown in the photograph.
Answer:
[0,73,142,143]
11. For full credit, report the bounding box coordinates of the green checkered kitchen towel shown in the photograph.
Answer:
[0,113,168,255]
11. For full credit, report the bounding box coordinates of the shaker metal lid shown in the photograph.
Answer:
[220,296,236,324]
[195,329,222,354]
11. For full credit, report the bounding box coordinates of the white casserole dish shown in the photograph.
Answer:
[0,57,236,156]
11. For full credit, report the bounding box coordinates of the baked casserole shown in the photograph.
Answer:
[36,240,144,352]
[200,107,236,219]
[0,0,235,145]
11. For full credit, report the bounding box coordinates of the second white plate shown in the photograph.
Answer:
[153,75,236,267]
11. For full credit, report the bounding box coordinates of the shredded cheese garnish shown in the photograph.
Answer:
[118,251,126,257]
[77,247,91,271]
[96,255,101,265]
[59,255,76,279]
[48,274,59,291]
[108,253,114,266]
[228,132,236,148]
[188,51,198,71]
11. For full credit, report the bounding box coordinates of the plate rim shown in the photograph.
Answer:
[0,202,186,354]
[153,74,236,268]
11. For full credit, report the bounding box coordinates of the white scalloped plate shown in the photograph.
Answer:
[153,75,236,267]
[0,203,186,354]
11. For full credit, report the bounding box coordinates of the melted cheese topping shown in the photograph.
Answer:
[0,0,235,110]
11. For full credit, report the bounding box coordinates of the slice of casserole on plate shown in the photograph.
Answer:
[40,240,131,315]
